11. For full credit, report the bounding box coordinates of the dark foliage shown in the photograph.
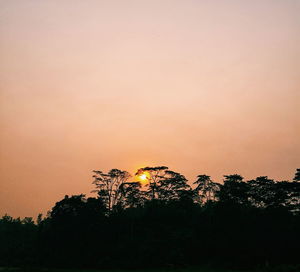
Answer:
[1,168,299,270]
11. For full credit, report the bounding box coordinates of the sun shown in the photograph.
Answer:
[139,174,147,181]
[137,172,150,185]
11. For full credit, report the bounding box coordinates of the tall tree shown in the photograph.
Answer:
[92,169,131,211]
[247,176,276,208]
[218,174,249,205]
[135,166,168,200]
[157,170,191,201]
[194,175,220,203]
[120,182,145,208]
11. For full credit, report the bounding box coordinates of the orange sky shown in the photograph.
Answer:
[0,0,299,218]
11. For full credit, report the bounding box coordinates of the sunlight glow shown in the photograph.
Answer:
[137,172,150,185]
[140,174,147,181]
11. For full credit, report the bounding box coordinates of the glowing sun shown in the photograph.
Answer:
[139,174,147,181]
[137,172,150,185]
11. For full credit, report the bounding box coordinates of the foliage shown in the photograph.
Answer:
[92,169,131,211]
[194,174,220,203]
[0,167,299,270]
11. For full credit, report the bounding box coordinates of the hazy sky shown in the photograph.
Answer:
[0,0,299,218]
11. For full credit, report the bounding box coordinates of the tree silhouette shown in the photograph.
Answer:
[135,166,192,202]
[218,174,249,205]
[156,170,191,201]
[92,169,131,211]
[135,166,168,200]
[120,181,145,208]
[294,168,300,182]
[247,176,276,208]
[1,167,300,269]
[194,174,220,203]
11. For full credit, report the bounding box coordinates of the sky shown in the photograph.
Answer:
[0,0,299,218]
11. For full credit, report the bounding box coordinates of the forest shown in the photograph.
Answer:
[1,167,300,271]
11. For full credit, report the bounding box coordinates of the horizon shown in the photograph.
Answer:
[1,166,299,219]
[1,0,299,218]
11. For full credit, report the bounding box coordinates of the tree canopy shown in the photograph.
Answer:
[1,167,299,270]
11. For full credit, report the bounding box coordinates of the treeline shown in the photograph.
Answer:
[1,167,300,270]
